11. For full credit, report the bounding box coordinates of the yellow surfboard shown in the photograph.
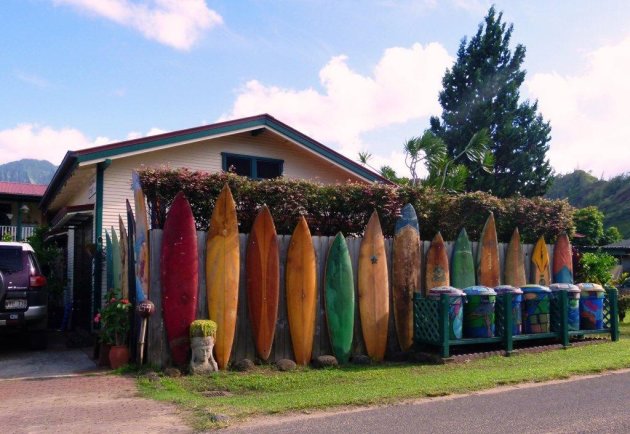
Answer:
[206,184,240,370]
[286,216,317,365]
[530,236,551,286]
[358,211,389,362]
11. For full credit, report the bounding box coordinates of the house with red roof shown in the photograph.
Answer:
[0,181,47,241]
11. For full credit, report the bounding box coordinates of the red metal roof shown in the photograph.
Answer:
[0,182,48,197]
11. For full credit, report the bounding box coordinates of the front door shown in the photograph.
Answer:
[72,219,93,330]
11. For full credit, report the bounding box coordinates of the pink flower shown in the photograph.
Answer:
[93,313,101,324]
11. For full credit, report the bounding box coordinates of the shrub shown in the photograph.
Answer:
[138,167,574,242]
[576,252,618,285]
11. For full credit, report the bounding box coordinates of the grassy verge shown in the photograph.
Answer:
[139,322,630,431]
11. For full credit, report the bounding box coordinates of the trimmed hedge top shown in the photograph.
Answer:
[138,168,574,243]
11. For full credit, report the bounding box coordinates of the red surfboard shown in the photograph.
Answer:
[246,206,280,361]
[553,232,573,284]
[161,192,199,366]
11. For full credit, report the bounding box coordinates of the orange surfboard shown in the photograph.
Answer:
[286,216,317,365]
[246,206,279,361]
[531,236,551,285]
[504,227,526,287]
[476,212,500,287]
[425,232,449,293]
[206,184,240,370]
[358,211,389,362]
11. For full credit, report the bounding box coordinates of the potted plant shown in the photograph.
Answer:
[95,289,131,369]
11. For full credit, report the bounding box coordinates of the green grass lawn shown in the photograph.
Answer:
[138,321,630,430]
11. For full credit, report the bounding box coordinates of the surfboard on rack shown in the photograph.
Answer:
[246,205,279,361]
[553,232,573,284]
[531,236,551,286]
[426,232,449,293]
[132,171,149,301]
[161,192,199,367]
[504,228,526,287]
[205,184,240,370]
[392,204,420,352]
[324,232,354,364]
[476,212,500,287]
[286,216,317,365]
[451,228,475,289]
[358,211,389,362]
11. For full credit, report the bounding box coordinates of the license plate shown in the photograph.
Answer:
[5,299,27,310]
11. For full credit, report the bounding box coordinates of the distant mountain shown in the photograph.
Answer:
[546,170,630,238]
[0,159,57,185]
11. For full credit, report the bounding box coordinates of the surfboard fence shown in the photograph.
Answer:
[147,230,553,367]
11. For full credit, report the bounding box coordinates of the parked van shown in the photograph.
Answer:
[0,242,48,349]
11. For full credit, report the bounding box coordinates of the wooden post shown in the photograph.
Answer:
[147,229,168,368]
[560,290,569,348]
[503,293,513,355]
[608,288,620,342]
[439,294,450,358]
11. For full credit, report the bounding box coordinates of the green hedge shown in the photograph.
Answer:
[138,168,574,242]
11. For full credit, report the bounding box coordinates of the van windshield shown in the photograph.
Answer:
[0,246,23,272]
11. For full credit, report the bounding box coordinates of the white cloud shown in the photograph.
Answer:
[0,124,167,165]
[53,0,222,50]
[451,0,490,14]
[527,35,630,177]
[222,42,452,177]
[14,71,50,89]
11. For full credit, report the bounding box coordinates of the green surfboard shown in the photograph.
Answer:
[451,228,475,289]
[111,227,121,292]
[324,232,355,364]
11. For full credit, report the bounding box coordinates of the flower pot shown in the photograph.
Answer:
[109,345,130,369]
[98,343,112,367]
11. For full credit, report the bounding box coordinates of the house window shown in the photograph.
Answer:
[222,153,283,179]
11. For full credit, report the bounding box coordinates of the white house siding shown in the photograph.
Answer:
[98,130,367,296]
[100,130,365,242]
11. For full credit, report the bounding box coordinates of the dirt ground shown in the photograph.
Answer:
[0,374,192,433]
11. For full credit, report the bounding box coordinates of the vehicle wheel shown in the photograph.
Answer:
[29,331,48,350]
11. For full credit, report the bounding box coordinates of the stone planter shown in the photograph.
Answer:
[190,336,218,374]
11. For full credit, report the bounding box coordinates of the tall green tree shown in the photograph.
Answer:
[601,226,623,246]
[573,206,605,246]
[429,6,552,197]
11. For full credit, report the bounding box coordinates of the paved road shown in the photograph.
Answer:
[228,370,630,434]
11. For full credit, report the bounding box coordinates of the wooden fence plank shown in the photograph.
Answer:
[147,229,168,368]
[196,231,208,320]
[274,235,291,362]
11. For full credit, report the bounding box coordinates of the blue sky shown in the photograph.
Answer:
[2,0,630,178]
